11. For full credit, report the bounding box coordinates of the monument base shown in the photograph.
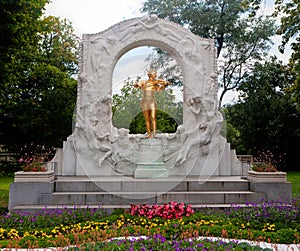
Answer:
[134,138,169,178]
[134,162,169,178]
[9,175,292,213]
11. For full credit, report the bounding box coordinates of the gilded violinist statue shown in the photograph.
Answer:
[134,69,171,138]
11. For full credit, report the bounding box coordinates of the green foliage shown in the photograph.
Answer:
[0,162,22,177]
[274,0,300,112]
[0,1,79,153]
[129,110,178,134]
[84,237,268,250]
[145,48,184,88]
[0,0,49,75]
[0,207,8,215]
[274,0,299,53]
[221,111,246,153]
[0,201,299,247]
[287,172,300,198]
[226,58,300,170]
[113,78,143,129]
[141,0,261,56]
[0,176,14,207]
[39,16,79,75]
[110,208,125,215]
[141,0,276,108]
[1,64,77,151]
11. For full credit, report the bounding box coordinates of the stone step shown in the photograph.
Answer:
[39,191,258,206]
[10,176,265,214]
[12,203,250,214]
[54,176,250,192]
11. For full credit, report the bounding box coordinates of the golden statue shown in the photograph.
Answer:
[134,69,171,138]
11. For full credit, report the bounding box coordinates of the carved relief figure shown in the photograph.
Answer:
[114,128,136,162]
[185,96,203,132]
[93,95,118,167]
[118,15,182,44]
[90,36,116,74]
[175,114,212,166]
[134,69,171,138]
[163,125,184,166]
[118,15,158,41]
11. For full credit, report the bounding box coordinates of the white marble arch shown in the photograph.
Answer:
[61,15,241,177]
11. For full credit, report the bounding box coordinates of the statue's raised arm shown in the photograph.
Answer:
[154,79,172,91]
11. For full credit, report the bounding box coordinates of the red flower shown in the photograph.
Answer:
[129,202,194,219]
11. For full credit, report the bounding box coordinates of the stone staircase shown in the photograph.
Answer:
[10,176,261,213]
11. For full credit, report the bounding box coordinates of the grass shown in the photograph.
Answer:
[0,176,13,207]
[287,171,300,198]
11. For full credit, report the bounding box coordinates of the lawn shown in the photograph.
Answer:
[0,176,13,208]
[287,171,300,198]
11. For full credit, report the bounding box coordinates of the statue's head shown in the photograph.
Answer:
[147,69,157,78]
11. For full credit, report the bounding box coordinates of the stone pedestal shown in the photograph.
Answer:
[247,171,287,183]
[134,138,169,178]
[14,170,55,182]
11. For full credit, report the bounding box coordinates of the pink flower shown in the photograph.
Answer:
[129,202,194,219]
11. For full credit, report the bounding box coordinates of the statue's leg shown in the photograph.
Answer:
[143,110,151,137]
[150,108,157,137]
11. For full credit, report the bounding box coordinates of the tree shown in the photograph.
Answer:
[218,16,275,109]
[113,78,143,130]
[0,0,49,152]
[39,16,79,75]
[0,0,49,85]
[274,0,300,111]
[141,0,276,108]
[145,48,184,87]
[226,58,299,170]
[221,108,246,153]
[0,1,78,154]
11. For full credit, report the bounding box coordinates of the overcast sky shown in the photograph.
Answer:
[45,0,152,90]
[45,0,291,104]
[45,0,144,36]
[44,0,291,63]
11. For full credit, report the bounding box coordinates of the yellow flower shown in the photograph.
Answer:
[7,229,19,239]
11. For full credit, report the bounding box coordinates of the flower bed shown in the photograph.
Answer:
[130,201,194,219]
[0,200,299,249]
